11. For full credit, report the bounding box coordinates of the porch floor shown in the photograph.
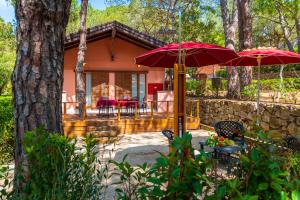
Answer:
[63,112,200,138]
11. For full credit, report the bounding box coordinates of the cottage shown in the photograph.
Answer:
[63,21,167,109]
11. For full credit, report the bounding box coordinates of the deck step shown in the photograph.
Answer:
[87,125,121,143]
[87,130,120,137]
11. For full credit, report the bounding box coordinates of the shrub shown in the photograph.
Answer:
[216,69,227,78]
[111,132,213,199]
[241,78,300,101]
[213,129,300,200]
[186,80,208,96]
[6,127,109,200]
[0,96,14,164]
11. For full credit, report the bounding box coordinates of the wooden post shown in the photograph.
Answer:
[197,100,200,119]
[151,101,154,120]
[83,103,86,120]
[134,102,138,120]
[166,101,169,119]
[173,64,179,137]
[63,102,67,120]
[189,101,193,118]
[173,63,186,138]
[118,102,121,121]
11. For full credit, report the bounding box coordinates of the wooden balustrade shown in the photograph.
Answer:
[62,99,201,121]
[117,102,121,121]
[166,101,169,119]
[197,100,200,119]
[63,102,67,120]
[150,101,154,119]
[189,101,193,118]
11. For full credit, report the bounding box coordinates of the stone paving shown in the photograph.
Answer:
[95,129,211,199]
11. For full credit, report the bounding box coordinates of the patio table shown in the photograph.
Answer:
[117,99,139,114]
[199,141,243,176]
[96,99,118,116]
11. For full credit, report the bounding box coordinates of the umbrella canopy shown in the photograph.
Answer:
[223,47,300,125]
[135,41,239,68]
[225,48,300,66]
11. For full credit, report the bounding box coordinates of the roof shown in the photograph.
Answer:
[196,65,224,75]
[65,21,166,50]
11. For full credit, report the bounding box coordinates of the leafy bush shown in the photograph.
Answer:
[4,128,108,200]
[0,96,14,164]
[241,84,257,100]
[213,129,300,200]
[255,64,300,74]
[111,132,213,199]
[241,78,300,101]
[216,69,227,78]
[186,79,208,96]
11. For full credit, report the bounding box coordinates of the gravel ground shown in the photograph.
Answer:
[96,130,211,199]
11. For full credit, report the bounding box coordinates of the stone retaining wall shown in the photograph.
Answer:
[199,99,300,136]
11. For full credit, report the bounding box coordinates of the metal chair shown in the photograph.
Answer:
[284,136,300,152]
[214,120,245,146]
[213,121,246,175]
[162,129,174,142]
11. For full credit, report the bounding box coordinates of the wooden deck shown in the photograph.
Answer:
[63,100,201,138]
[64,115,200,138]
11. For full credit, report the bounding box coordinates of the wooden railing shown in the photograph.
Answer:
[62,100,200,121]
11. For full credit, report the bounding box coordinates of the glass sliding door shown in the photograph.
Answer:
[131,73,137,99]
[139,73,146,104]
[85,72,91,106]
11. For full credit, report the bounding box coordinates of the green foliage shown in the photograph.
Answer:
[111,132,213,199]
[213,129,300,200]
[0,18,15,96]
[0,96,14,165]
[67,0,129,34]
[241,84,257,100]
[0,165,11,199]
[216,69,227,78]
[7,128,108,200]
[241,78,300,100]
[186,79,208,96]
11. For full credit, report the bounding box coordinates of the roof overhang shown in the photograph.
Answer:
[64,21,166,50]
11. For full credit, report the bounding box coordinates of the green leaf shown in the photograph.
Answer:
[250,149,259,161]
[292,190,300,200]
[156,157,168,167]
[281,191,288,200]
[271,182,282,193]
[258,183,268,191]
[193,181,202,194]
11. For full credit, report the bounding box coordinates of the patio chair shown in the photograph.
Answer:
[213,121,245,175]
[97,97,108,116]
[161,129,199,157]
[140,96,147,113]
[284,136,300,152]
[162,129,174,142]
[214,121,245,146]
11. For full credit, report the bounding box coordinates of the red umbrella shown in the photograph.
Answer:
[225,48,300,66]
[135,41,238,137]
[135,41,238,68]
[224,47,300,125]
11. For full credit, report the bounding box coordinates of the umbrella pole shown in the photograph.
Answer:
[173,63,186,138]
[256,56,262,125]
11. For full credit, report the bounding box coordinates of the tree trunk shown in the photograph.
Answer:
[220,0,240,99]
[277,6,294,52]
[238,0,253,89]
[295,0,300,54]
[13,0,71,192]
[76,0,88,118]
[296,18,300,54]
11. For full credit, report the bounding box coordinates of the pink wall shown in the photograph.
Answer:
[63,37,165,102]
